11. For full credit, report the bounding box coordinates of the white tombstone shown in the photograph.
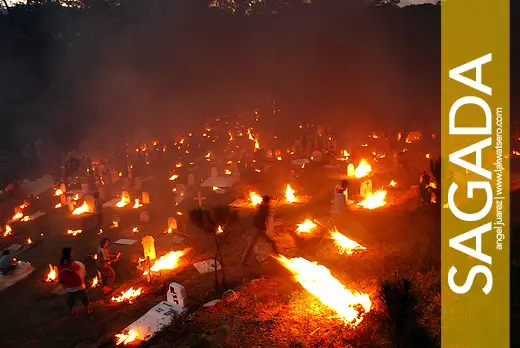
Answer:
[210,167,218,179]
[122,191,131,202]
[347,164,355,177]
[166,282,188,313]
[140,211,150,223]
[134,178,142,190]
[142,191,150,205]
[360,179,373,198]
[187,174,195,188]
[84,195,95,212]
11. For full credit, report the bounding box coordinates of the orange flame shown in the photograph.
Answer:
[285,184,296,203]
[46,264,57,282]
[21,216,31,222]
[55,203,62,208]
[249,192,263,206]
[296,219,317,234]
[149,250,187,273]
[330,227,367,255]
[26,238,32,245]
[216,225,224,234]
[67,229,83,236]
[54,189,64,196]
[389,180,397,187]
[91,276,99,288]
[3,225,12,237]
[10,211,24,222]
[275,256,371,326]
[357,190,387,209]
[111,287,143,304]
[132,227,139,233]
[115,196,131,208]
[115,330,139,345]
[72,201,91,215]
[254,139,260,150]
[132,199,143,209]
[168,174,179,181]
[354,159,372,178]
[176,162,183,168]
[224,169,232,175]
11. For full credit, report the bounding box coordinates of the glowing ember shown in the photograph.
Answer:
[357,190,387,209]
[224,169,232,175]
[277,156,282,161]
[212,186,219,191]
[20,202,29,209]
[216,225,224,234]
[54,188,64,196]
[354,159,372,178]
[205,152,211,158]
[165,227,173,234]
[249,192,263,206]
[46,264,58,282]
[296,219,317,234]
[513,150,520,156]
[425,153,431,159]
[3,225,12,237]
[73,194,80,201]
[67,229,83,236]
[72,201,91,215]
[132,199,143,209]
[112,220,119,228]
[55,203,62,208]
[111,287,143,304]
[26,238,32,245]
[255,169,261,173]
[91,276,99,288]
[115,330,139,345]
[132,227,139,233]
[275,255,371,326]
[429,182,437,189]
[149,250,187,273]
[254,139,260,150]
[330,227,367,255]
[21,216,31,222]
[115,196,131,208]
[176,162,183,168]
[285,184,296,203]
[389,180,397,188]
[168,174,179,181]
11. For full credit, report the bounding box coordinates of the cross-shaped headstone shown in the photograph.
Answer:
[194,190,206,208]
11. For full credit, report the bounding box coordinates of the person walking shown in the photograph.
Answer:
[240,195,279,267]
[57,248,93,316]
[96,238,120,294]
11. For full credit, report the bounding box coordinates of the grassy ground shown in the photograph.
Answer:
[0,164,441,348]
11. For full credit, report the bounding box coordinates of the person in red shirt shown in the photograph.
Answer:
[58,248,93,316]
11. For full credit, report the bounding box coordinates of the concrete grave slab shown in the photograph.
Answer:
[0,262,34,292]
[193,259,221,274]
[114,239,138,246]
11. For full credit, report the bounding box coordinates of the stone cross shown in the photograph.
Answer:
[194,190,206,208]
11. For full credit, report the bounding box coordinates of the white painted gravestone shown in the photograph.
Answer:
[360,179,373,198]
[347,163,355,177]
[166,282,188,313]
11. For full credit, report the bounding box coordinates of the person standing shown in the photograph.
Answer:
[419,170,431,205]
[240,196,279,267]
[57,248,93,316]
[96,238,119,294]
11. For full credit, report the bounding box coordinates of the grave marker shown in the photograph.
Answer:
[347,163,355,177]
[360,179,373,198]
[166,282,188,312]
[142,192,150,205]
[142,235,156,261]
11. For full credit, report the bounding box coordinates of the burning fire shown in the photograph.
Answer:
[54,188,64,196]
[132,227,139,233]
[46,264,57,282]
[132,199,143,209]
[165,227,173,234]
[67,229,83,236]
[212,186,220,191]
[176,162,183,168]
[388,180,397,188]
[168,174,179,181]
[254,139,260,150]
[277,156,282,161]
[249,192,263,206]
[217,225,224,234]
[296,219,317,234]
[55,203,62,208]
[21,216,31,222]
[112,220,119,228]
[111,287,143,304]
[425,153,431,159]
[353,159,372,178]
[3,225,12,237]
[91,276,99,288]
[73,194,80,201]
[275,256,371,326]
[285,184,296,203]
[224,169,232,175]
[429,182,437,189]
[149,250,187,273]
[116,196,131,208]
[26,238,32,245]
[10,211,24,222]
[330,227,367,255]
[115,330,139,346]
[357,190,387,209]
[343,150,350,158]
[72,201,91,215]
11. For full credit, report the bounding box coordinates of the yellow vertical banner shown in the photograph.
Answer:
[442,1,510,347]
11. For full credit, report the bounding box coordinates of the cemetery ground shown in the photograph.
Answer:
[0,167,441,348]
